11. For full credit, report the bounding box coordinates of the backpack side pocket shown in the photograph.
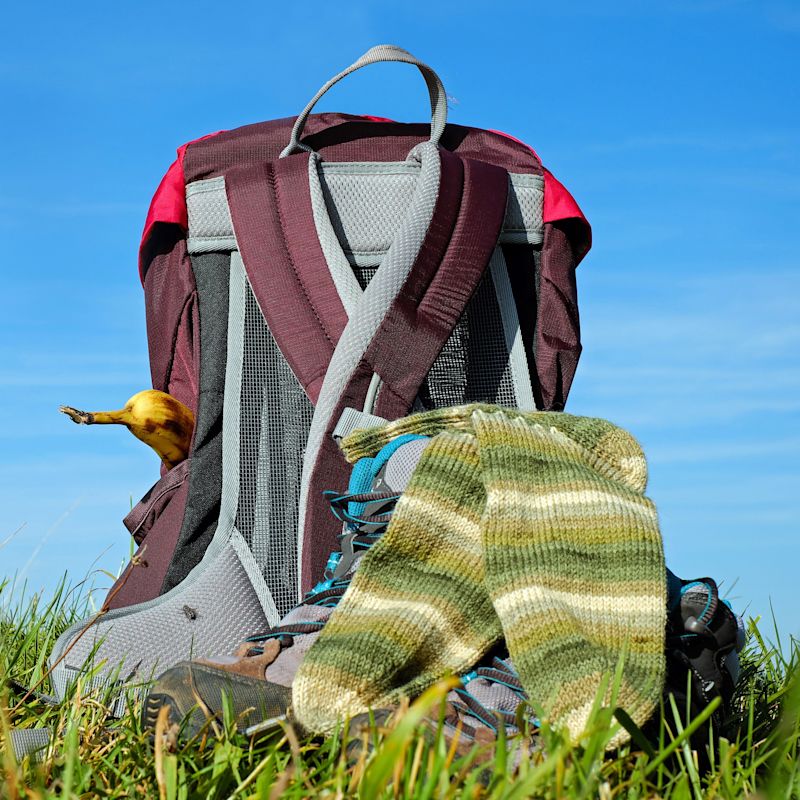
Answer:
[105,460,191,611]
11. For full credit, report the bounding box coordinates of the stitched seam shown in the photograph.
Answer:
[270,165,336,348]
[128,469,188,539]
[185,176,226,196]
[188,235,236,242]
[164,288,197,395]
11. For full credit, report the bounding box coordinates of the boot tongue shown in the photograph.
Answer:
[371,437,431,493]
[328,436,431,582]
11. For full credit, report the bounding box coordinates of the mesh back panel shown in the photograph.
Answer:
[237,256,519,616]
[320,168,419,259]
[351,265,518,410]
[419,271,517,409]
[236,282,314,616]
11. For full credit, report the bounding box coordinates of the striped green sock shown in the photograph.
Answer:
[290,429,502,728]
[473,409,665,745]
[292,405,666,743]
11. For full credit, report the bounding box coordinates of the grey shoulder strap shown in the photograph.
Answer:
[295,140,443,591]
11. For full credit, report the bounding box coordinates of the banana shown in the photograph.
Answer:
[60,390,195,470]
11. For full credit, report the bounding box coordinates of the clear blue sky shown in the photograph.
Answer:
[1,1,798,637]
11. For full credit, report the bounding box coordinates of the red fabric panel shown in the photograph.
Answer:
[225,156,349,404]
[140,155,187,245]
[543,169,591,261]
[138,131,224,280]
[542,168,585,225]
[299,151,508,593]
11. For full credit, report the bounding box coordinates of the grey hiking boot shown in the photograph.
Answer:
[662,572,745,738]
[343,651,536,769]
[440,574,747,760]
[142,435,431,740]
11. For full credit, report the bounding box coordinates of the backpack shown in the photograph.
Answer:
[46,45,591,708]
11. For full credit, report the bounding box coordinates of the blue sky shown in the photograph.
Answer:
[1,1,798,637]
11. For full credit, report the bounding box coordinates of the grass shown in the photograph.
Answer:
[1,573,799,799]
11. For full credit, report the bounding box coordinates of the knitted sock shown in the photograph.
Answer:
[291,429,502,731]
[472,409,665,744]
[292,405,666,742]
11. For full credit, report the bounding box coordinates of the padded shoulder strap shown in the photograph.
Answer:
[367,156,509,418]
[298,146,508,593]
[225,155,349,404]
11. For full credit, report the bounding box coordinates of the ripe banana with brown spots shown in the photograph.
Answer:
[60,390,195,470]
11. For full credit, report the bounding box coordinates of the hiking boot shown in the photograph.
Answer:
[341,657,540,787]
[142,435,430,740]
[141,651,293,738]
[437,655,539,766]
[663,572,745,737]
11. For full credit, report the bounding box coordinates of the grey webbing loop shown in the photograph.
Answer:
[332,406,387,441]
[280,44,448,158]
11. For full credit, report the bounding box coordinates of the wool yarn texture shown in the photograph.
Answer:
[292,405,666,744]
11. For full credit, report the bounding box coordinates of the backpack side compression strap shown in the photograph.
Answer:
[300,148,507,593]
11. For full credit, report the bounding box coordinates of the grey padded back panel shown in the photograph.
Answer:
[186,178,237,253]
[48,537,272,704]
[186,167,544,257]
[320,163,422,263]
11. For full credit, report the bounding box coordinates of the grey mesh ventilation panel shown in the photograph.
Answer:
[235,284,314,617]
[416,271,518,410]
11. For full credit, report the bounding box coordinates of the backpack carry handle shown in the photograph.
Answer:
[280,44,448,157]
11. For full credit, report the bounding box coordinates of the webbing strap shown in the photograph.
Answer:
[300,150,508,592]
[332,407,388,440]
[293,141,448,594]
[281,45,448,157]
[367,156,509,418]
[225,155,349,405]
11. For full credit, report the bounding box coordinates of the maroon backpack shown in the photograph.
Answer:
[47,45,590,706]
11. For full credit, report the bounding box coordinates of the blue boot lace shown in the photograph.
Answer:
[455,657,533,734]
[242,492,399,653]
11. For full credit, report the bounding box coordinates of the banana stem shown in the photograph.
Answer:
[59,406,129,426]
